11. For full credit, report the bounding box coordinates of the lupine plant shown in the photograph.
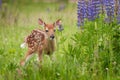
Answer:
[77,0,86,27]
[117,0,120,23]
[104,0,115,23]
[91,0,101,19]
[77,0,101,27]
[0,0,2,9]
[86,0,93,20]
[77,0,119,27]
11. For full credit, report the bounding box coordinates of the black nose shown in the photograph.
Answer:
[50,35,55,39]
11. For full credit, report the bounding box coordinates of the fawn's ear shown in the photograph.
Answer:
[54,19,62,26]
[54,19,64,31]
[38,18,46,27]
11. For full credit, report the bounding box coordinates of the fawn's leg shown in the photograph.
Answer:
[37,46,43,63]
[20,49,34,66]
[38,50,43,63]
[46,51,56,62]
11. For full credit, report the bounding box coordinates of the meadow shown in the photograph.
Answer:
[0,1,120,80]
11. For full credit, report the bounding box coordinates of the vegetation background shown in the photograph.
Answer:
[0,0,120,80]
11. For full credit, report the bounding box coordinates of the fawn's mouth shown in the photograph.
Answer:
[50,36,55,40]
[50,35,55,40]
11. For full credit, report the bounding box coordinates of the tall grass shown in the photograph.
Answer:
[0,2,120,80]
[64,18,120,79]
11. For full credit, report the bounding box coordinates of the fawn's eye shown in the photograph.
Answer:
[45,30,48,32]
[54,29,56,32]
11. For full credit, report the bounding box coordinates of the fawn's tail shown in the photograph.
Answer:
[20,37,27,48]
[20,42,26,48]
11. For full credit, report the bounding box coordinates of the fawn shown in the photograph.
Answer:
[20,18,63,66]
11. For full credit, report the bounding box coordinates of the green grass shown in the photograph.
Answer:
[0,2,120,80]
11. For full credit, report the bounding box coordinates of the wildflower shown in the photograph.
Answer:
[100,0,106,14]
[87,0,94,20]
[105,67,109,71]
[77,0,119,27]
[77,0,86,27]
[46,8,51,13]
[91,0,101,19]
[58,24,64,31]
[104,17,111,23]
[113,61,117,65]
[117,0,120,24]
[0,0,2,9]
[58,4,66,11]
[56,72,60,77]
[104,0,115,23]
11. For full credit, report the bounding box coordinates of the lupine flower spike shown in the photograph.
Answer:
[117,0,120,24]
[104,0,115,23]
[77,0,86,27]
[77,0,119,28]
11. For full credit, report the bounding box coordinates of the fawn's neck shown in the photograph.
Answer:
[47,38,55,51]
[43,32,55,53]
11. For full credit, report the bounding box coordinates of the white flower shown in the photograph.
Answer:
[106,68,109,71]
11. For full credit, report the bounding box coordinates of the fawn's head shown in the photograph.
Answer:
[38,18,63,40]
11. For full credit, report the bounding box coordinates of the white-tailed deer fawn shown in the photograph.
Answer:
[20,18,63,66]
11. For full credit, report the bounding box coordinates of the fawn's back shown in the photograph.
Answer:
[25,29,54,54]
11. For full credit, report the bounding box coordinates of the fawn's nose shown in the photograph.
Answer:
[50,34,55,40]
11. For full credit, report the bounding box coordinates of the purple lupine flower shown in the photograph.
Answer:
[0,0,2,9]
[58,4,66,11]
[100,0,104,5]
[91,0,101,19]
[77,0,81,27]
[104,0,115,23]
[117,0,120,24]
[58,24,64,31]
[77,0,86,27]
[77,0,119,28]
[46,8,51,13]
[86,0,95,20]
[100,0,105,14]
